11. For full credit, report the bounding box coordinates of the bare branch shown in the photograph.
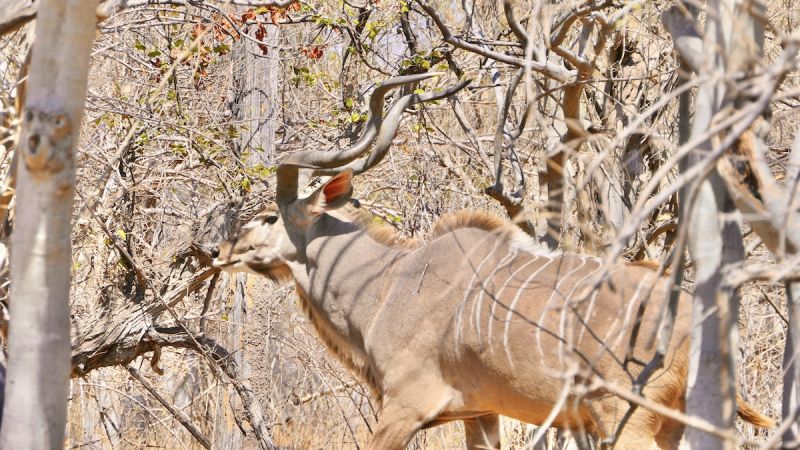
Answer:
[483,69,535,235]
[501,0,527,47]
[71,267,219,375]
[594,377,737,443]
[661,5,704,74]
[0,0,37,37]
[411,0,574,82]
[127,366,212,449]
[151,329,276,450]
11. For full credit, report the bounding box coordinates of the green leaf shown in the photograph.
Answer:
[134,40,146,51]
[413,88,425,94]
[115,229,127,240]
[147,49,161,57]
[344,97,354,109]
[213,43,230,54]
[240,177,252,191]
[247,164,276,178]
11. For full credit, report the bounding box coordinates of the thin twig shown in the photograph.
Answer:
[127,366,212,449]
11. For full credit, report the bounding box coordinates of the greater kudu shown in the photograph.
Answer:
[212,73,772,449]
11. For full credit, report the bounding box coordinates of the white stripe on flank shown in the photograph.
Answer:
[454,240,503,347]
[534,258,589,358]
[607,272,655,355]
[588,271,654,365]
[486,255,542,353]
[557,261,600,362]
[575,264,623,346]
[472,248,518,352]
[575,289,600,346]
[502,257,554,366]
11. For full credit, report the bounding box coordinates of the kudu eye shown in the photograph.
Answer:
[264,215,278,224]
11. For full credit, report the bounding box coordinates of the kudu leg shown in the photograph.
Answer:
[366,401,430,450]
[609,412,662,450]
[463,414,501,450]
[654,418,684,450]
[587,397,659,450]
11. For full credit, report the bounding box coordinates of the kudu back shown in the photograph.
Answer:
[213,74,772,450]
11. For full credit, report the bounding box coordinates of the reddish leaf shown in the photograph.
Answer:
[270,9,285,24]
[301,45,324,59]
[190,23,206,39]
[254,24,266,41]
[241,9,256,23]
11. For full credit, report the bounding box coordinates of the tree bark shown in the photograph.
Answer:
[683,1,740,449]
[233,20,280,166]
[784,282,800,448]
[0,0,98,448]
[212,273,246,449]
[781,105,800,449]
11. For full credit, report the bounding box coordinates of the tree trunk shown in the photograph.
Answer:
[784,282,800,448]
[683,1,739,449]
[211,17,282,446]
[233,20,280,167]
[0,0,98,448]
[212,273,246,449]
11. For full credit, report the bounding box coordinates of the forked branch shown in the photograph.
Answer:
[483,69,535,236]
[502,0,528,47]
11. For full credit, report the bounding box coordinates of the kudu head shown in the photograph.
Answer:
[212,170,354,281]
[212,73,469,279]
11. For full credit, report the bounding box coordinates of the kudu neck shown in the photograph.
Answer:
[291,212,406,350]
[304,212,404,289]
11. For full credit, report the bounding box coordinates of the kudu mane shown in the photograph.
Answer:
[345,207,547,253]
[430,209,552,255]
[336,205,418,249]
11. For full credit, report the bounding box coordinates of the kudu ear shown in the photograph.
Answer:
[307,169,354,214]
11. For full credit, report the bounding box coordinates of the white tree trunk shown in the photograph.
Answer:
[0,1,98,448]
[784,282,800,449]
[683,1,739,449]
[685,179,741,450]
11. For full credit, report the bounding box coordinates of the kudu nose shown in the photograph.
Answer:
[210,246,219,258]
